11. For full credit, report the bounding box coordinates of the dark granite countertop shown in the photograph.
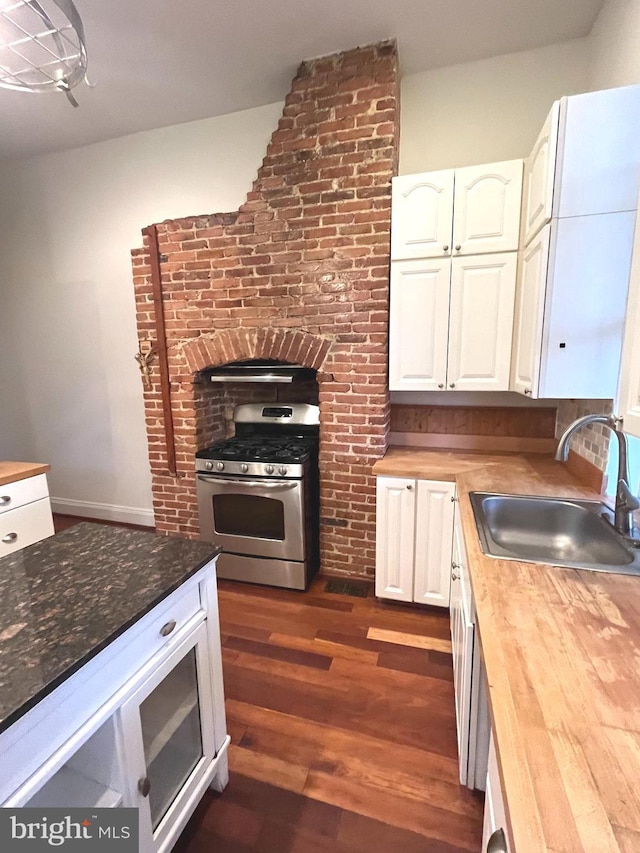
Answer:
[0,523,221,735]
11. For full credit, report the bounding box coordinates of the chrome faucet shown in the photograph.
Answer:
[555,414,639,538]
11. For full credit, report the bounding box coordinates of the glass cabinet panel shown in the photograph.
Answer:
[139,648,203,830]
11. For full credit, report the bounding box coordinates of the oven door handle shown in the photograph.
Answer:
[197,475,298,490]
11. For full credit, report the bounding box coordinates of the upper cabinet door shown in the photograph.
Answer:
[391,170,454,260]
[510,224,551,398]
[521,102,560,247]
[452,161,523,255]
[447,253,517,392]
[389,258,451,391]
[618,202,640,440]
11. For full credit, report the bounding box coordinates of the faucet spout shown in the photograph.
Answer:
[555,413,638,538]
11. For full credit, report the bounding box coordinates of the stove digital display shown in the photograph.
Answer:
[262,407,293,418]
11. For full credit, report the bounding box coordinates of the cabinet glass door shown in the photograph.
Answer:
[140,648,203,830]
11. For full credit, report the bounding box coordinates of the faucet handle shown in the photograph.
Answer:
[617,480,640,512]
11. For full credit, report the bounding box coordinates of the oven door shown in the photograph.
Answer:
[196,474,305,561]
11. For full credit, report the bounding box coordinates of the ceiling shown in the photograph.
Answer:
[0,0,604,161]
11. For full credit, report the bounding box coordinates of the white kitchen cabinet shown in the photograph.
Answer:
[618,187,640,440]
[521,85,640,247]
[482,732,512,852]
[511,211,636,399]
[375,476,454,609]
[450,508,490,790]
[388,258,450,391]
[0,473,54,555]
[2,561,229,853]
[392,161,522,261]
[414,480,456,607]
[390,170,454,260]
[374,476,416,602]
[452,161,523,256]
[447,253,517,391]
[521,102,560,247]
[390,254,517,392]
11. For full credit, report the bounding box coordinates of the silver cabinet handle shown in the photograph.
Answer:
[449,382,456,388]
[451,562,460,570]
[159,620,176,637]
[2,532,17,544]
[487,828,507,853]
[406,484,413,490]
[452,571,459,581]
[138,777,151,797]
[455,244,461,251]
[524,388,531,395]
[443,244,450,252]
[438,383,444,389]
[0,496,11,506]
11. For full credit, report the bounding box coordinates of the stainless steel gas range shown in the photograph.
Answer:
[196,403,320,590]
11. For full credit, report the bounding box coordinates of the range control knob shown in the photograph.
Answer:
[279,466,288,476]
[216,461,225,471]
[265,465,274,475]
[205,461,214,471]
[241,463,249,473]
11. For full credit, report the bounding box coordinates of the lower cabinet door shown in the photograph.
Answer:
[450,571,474,785]
[119,621,216,853]
[413,481,455,607]
[375,476,416,602]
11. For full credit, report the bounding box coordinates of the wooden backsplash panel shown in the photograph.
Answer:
[390,405,557,438]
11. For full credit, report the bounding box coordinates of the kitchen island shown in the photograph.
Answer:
[374,449,640,853]
[0,522,228,853]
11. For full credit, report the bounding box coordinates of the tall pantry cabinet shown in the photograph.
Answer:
[511,84,640,400]
[389,160,523,392]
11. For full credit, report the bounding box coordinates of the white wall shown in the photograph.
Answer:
[0,102,283,524]
[399,39,589,174]
[588,0,640,89]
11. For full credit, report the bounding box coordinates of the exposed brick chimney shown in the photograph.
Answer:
[131,40,399,578]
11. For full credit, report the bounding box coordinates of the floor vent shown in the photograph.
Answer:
[324,579,370,598]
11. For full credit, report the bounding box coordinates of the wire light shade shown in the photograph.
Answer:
[0,0,87,105]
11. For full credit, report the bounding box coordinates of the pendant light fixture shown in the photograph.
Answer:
[0,0,88,106]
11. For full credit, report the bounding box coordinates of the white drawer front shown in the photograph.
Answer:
[0,474,49,515]
[0,499,54,555]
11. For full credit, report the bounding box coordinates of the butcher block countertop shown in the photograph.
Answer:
[374,448,640,853]
[0,461,50,487]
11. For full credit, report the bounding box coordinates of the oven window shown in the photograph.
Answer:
[212,494,285,540]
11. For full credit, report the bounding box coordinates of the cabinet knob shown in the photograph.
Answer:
[443,244,450,252]
[438,383,444,389]
[0,496,11,506]
[449,383,456,388]
[451,561,460,570]
[406,484,413,490]
[138,777,151,798]
[487,828,507,853]
[451,495,457,502]
[2,532,17,544]
[451,571,459,581]
[524,388,531,395]
[159,620,177,637]
[455,244,461,251]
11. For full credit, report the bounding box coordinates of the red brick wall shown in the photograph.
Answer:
[131,41,399,578]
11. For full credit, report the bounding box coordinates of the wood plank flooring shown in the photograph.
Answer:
[52,515,484,852]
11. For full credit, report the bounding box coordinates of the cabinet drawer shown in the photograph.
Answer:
[0,473,49,515]
[135,583,202,661]
[0,498,54,555]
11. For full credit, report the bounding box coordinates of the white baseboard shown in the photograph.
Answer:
[50,497,155,528]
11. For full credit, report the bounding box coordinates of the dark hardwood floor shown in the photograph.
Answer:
[53,514,484,852]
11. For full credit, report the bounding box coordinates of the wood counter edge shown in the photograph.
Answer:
[0,462,51,487]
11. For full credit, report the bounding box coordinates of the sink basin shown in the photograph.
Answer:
[469,492,640,574]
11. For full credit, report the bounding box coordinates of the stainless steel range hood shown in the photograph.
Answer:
[202,360,316,384]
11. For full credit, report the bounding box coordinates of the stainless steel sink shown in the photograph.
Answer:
[469,492,640,574]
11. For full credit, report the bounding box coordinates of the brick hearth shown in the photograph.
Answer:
[131,41,399,577]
